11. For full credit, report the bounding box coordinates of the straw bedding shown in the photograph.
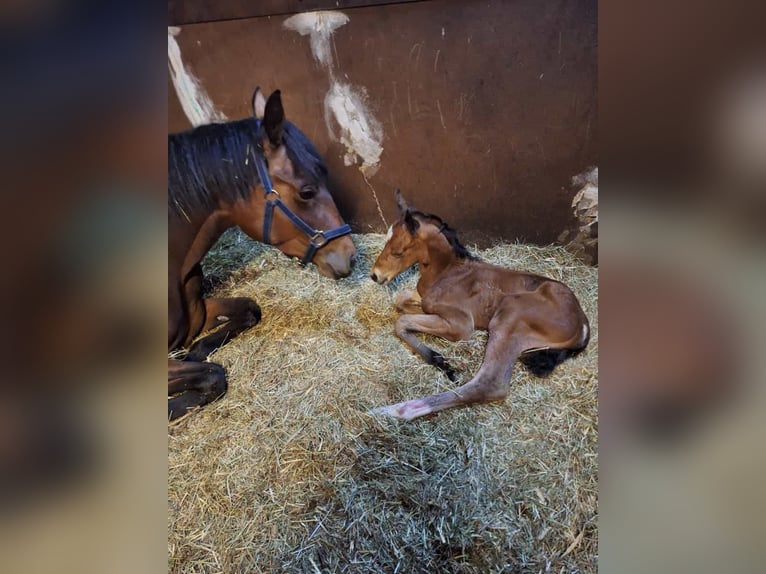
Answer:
[168,231,598,573]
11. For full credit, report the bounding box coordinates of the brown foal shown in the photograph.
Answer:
[370,190,590,420]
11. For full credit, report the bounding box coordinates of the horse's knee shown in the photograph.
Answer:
[395,290,421,313]
[206,297,261,330]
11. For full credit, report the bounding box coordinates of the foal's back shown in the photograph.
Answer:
[430,259,586,340]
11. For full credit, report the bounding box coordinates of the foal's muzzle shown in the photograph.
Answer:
[369,270,389,285]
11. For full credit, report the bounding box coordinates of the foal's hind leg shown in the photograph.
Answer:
[394,312,473,381]
[186,297,261,361]
[168,359,227,420]
[374,325,522,421]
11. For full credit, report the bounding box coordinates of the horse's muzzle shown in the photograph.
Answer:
[317,246,356,279]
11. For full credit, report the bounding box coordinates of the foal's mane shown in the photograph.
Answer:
[168,118,327,219]
[411,211,479,260]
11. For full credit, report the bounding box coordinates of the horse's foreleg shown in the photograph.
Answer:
[375,326,520,420]
[394,313,472,381]
[168,358,227,420]
[186,297,261,361]
[395,289,422,313]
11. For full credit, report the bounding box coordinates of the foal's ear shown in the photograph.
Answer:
[395,188,409,216]
[252,87,266,118]
[395,188,419,234]
[263,90,285,147]
[403,210,420,234]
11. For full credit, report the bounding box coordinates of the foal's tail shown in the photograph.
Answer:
[519,321,590,378]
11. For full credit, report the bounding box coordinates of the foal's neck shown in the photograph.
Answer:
[417,233,460,291]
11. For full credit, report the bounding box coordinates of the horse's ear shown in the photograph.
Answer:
[403,210,420,235]
[252,87,266,119]
[395,188,419,233]
[395,188,409,216]
[263,89,284,146]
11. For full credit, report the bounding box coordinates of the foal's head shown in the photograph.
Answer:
[370,190,474,285]
[229,89,356,278]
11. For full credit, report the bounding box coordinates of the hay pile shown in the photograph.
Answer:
[168,231,598,573]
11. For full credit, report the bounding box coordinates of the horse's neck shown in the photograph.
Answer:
[417,238,459,292]
[174,209,232,283]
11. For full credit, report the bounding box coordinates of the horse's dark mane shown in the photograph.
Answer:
[168,117,327,219]
[412,211,479,260]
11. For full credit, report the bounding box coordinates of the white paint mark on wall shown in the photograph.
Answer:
[283,11,349,69]
[283,10,385,180]
[572,166,598,188]
[324,83,384,176]
[168,27,227,127]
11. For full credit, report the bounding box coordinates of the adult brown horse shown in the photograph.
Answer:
[169,88,356,420]
[369,191,589,420]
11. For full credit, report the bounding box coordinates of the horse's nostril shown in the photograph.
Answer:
[370,272,378,282]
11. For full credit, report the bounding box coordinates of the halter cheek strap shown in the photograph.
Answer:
[252,121,352,266]
[262,192,352,265]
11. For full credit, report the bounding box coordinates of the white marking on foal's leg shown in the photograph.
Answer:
[369,399,432,421]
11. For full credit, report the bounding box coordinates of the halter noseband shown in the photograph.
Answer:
[251,122,352,266]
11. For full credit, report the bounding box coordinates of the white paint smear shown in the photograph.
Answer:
[324,83,384,176]
[283,10,385,206]
[283,11,349,68]
[571,166,598,188]
[167,27,227,127]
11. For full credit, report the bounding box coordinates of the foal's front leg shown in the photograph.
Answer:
[394,312,472,381]
[186,297,261,361]
[395,289,422,313]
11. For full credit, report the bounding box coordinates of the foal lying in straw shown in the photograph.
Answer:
[370,190,590,420]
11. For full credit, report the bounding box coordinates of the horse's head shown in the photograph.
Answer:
[370,190,429,285]
[228,88,356,279]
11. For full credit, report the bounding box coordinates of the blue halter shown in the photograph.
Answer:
[251,122,352,266]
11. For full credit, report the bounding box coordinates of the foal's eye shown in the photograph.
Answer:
[299,186,317,200]
[392,252,404,259]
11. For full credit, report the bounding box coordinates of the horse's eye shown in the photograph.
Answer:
[299,186,317,200]
[392,252,404,259]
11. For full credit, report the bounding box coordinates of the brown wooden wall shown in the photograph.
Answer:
[168,0,597,246]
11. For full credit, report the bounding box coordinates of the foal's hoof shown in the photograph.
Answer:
[432,353,456,381]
